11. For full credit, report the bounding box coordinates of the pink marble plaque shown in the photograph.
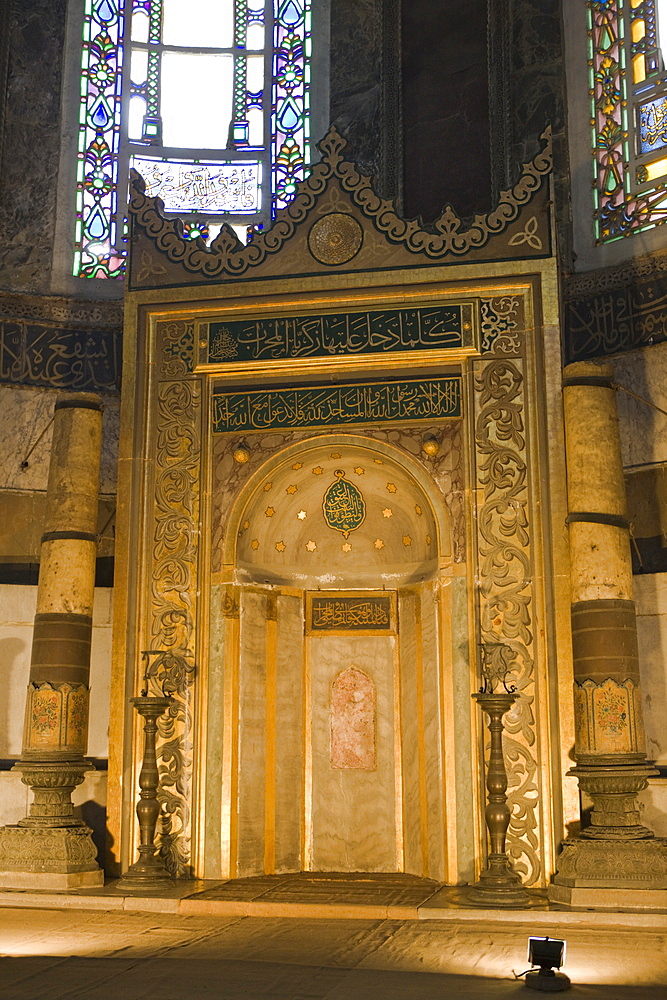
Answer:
[330,666,376,769]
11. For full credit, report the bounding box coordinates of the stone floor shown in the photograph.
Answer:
[0,875,666,998]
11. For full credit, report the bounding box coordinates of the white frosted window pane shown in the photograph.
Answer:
[131,10,149,42]
[130,49,148,85]
[231,224,248,244]
[660,1,667,47]
[248,107,263,146]
[247,54,264,93]
[246,23,265,50]
[128,96,146,141]
[161,53,233,148]
[162,0,233,48]
[130,157,260,212]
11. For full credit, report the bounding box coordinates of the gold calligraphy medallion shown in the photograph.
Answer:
[322,469,366,538]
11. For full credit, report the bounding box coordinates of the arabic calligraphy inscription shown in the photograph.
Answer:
[306,592,395,635]
[213,376,461,433]
[205,304,468,364]
[323,470,366,537]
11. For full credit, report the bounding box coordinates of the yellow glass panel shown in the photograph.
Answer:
[632,18,646,42]
[645,156,667,181]
[634,52,647,83]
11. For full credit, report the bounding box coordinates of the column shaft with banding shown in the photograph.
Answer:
[562,362,646,766]
[22,394,103,761]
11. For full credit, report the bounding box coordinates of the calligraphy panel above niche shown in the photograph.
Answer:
[200,303,473,365]
[306,592,396,635]
[212,375,461,433]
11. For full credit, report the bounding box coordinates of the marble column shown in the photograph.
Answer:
[0,393,104,889]
[549,362,667,908]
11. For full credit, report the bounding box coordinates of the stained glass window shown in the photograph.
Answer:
[75,0,312,279]
[589,0,667,242]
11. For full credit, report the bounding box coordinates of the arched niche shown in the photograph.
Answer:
[213,433,465,879]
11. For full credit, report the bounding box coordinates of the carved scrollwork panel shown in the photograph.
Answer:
[149,378,201,877]
[473,357,541,885]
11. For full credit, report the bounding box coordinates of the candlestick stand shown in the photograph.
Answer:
[467,690,530,907]
[116,695,174,891]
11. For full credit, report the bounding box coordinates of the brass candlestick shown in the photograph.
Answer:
[117,656,175,891]
[467,642,530,907]
[117,695,173,890]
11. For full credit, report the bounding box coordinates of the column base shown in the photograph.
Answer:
[548,837,667,910]
[0,825,103,889]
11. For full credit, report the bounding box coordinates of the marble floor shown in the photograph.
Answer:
[0,876,667,997]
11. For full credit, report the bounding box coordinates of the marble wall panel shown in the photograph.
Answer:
[0,383,119,494]
[398,591,421,874]
[202,583,227,879]
[237,589,268,875]
[329,0,383,186]
[634,573,667,767]
[420,585,446,881]
[0,2,67,293]
[274,594,303,872]
[0,584,112,757]
[450,575,476,883]
[614,344,667,470]
[310,634,396,872]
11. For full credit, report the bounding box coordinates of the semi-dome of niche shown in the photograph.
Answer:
[235,440,442,588]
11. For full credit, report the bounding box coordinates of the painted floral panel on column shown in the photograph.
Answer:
[28,685,62,748]
[330,666,375,770]
[593,678,633,754]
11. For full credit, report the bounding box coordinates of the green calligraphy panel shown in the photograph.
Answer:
[205,304,468,364]
[212,376,461,433]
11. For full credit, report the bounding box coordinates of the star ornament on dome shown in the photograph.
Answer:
[312,466,323,475]
[386,483,397,493]
[402,535,412,546]
[263,482,273,491]
[275,540,286,552]
[265,506,275,517]
[374,538,385,549]
[286,484,298,494]
[251,539,259,550]
[305,540,317,551]
[292,462,303,470]
[354,466,364,475]
[297,510,307,519]
[342,542,352,552]
[382,508,393,518]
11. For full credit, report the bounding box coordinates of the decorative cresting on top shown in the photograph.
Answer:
[322,470,366,538]
[128,126,553,286]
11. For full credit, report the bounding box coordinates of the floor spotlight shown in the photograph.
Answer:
[524,936,570,992]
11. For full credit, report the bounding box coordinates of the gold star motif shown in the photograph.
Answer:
[263,482,273,492]
[265,506,275,517]
[312,466,323,475]
[354,466,364,475]
[297,510,307,520]
[426,535,432,545]
[251,539,259,550]
[275,540,286,552]
[330,452,341,459]
[374,459,384,464]
[374,539,385,549]
[292,462,303,470]
[305,540,317,551]
[382,508,393,518]
[402,535,412,546]
[387,483,397,493]
[242,519,250,530]
[415,504,422,515]
[342,542,352,552]
[286,484,298,494]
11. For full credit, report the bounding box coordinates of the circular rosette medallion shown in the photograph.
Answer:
[308,212,363,265]
[323,470,366,538]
